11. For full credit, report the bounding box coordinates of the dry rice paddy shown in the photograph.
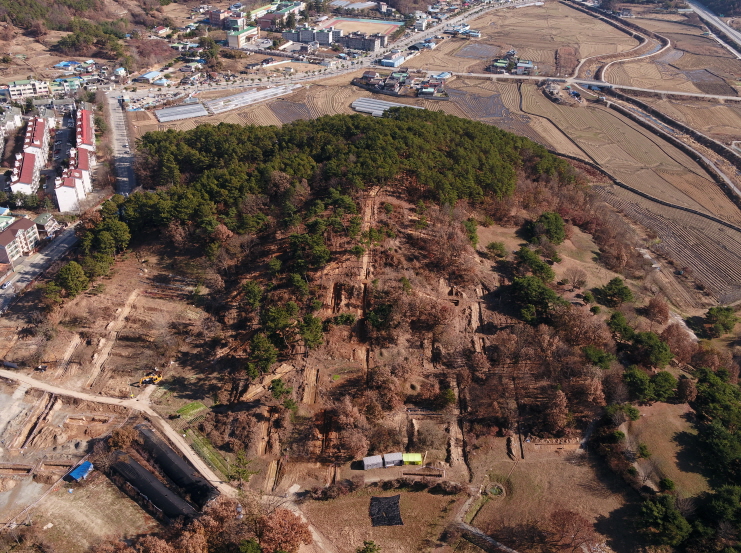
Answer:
[405,2,638,76]
[521,84,741,223]
[605,21,741,95]
[641,98,741,141]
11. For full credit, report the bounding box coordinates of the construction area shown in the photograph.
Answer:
[0,380,127,525]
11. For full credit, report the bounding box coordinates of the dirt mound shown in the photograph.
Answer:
[0,478,17,492]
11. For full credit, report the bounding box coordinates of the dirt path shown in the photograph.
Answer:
[0,369,235,497]
[85,289,140,389]
[54,334,81,380]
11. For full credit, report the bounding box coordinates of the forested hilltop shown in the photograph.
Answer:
[40,109,741,553]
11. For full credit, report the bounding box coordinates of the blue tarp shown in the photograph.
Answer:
[68,461,93,481]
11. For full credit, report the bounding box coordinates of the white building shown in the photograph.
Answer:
[9,152,40,196]
[54,174,85,213]
[7,80,50,100]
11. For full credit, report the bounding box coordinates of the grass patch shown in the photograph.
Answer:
[176,401,207,418]
[465,494,490,524]
[187,428,230,478]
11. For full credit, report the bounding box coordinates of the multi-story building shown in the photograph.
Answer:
[6,80,50,100]
[69,148,94,192]
[337,32,387,52]
[209,9,231,26]
[226,16,247,30]
[0,218,40,264]
[227,26,260,48]
[22,117,49,161]
[76,108,95,153]
[54,173,86,213]
[10,152,40,196]
[34,213,60,237]
[282,26,343,44]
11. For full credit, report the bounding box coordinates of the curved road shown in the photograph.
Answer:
[0,368,235,497]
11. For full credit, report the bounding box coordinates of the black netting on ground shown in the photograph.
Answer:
[111,451,197,519]
[369,495,404,527]
[136,425,218,508]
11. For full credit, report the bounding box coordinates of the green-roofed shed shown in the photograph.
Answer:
[402,453,422,465]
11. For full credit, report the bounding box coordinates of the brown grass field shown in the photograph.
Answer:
[32,473,160,553]
[625,403,710,497]
[465,437,641,553]
[317,17,401,36]
[301,488,466,553]
[520,84,741,223]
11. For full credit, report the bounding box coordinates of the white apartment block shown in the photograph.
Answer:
[54,173,86,212]
[7,80,50,100]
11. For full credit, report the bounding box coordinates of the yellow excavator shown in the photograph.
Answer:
[139,369,162,386]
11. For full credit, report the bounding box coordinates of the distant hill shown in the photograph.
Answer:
[0,0,105,30]
[697,0,741,16]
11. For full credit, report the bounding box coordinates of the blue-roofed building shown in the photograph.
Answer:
[135,71,163,83]
[68,461,94,482]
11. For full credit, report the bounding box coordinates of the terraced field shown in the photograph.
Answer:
[641,98,741,141]
[605,23,741,95]
[522,85,741,223]
[596,184,741,303]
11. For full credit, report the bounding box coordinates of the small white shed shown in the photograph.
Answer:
[383,452,403,467]
[362,455,384,470]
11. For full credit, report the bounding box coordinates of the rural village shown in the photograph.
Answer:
[0,0,740,551]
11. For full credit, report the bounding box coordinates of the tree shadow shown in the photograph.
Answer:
[673,430,719,488]
[163,374,222,402]
[593,502,645,553]
[685,316,709,339]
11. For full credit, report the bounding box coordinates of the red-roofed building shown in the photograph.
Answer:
[54,170,87,213]
[10,152,40,196]
[76,109,95,152]
[69,148,94,193]
[0,217,40,264]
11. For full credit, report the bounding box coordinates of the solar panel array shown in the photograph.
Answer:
[204,85,302,115]
[351,97,424,117]
[155,102,209,122]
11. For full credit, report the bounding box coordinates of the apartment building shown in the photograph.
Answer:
[0,218,40,264]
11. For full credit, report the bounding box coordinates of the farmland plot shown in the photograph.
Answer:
[641,98,741,141]
[407,2,638,76]
[596,184,741,303]
[521,85,741,223]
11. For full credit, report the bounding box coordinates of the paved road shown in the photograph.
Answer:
[0,368,236,497]
[104,93,137,196]
[0,225,79,313]
[688,0,741,44]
